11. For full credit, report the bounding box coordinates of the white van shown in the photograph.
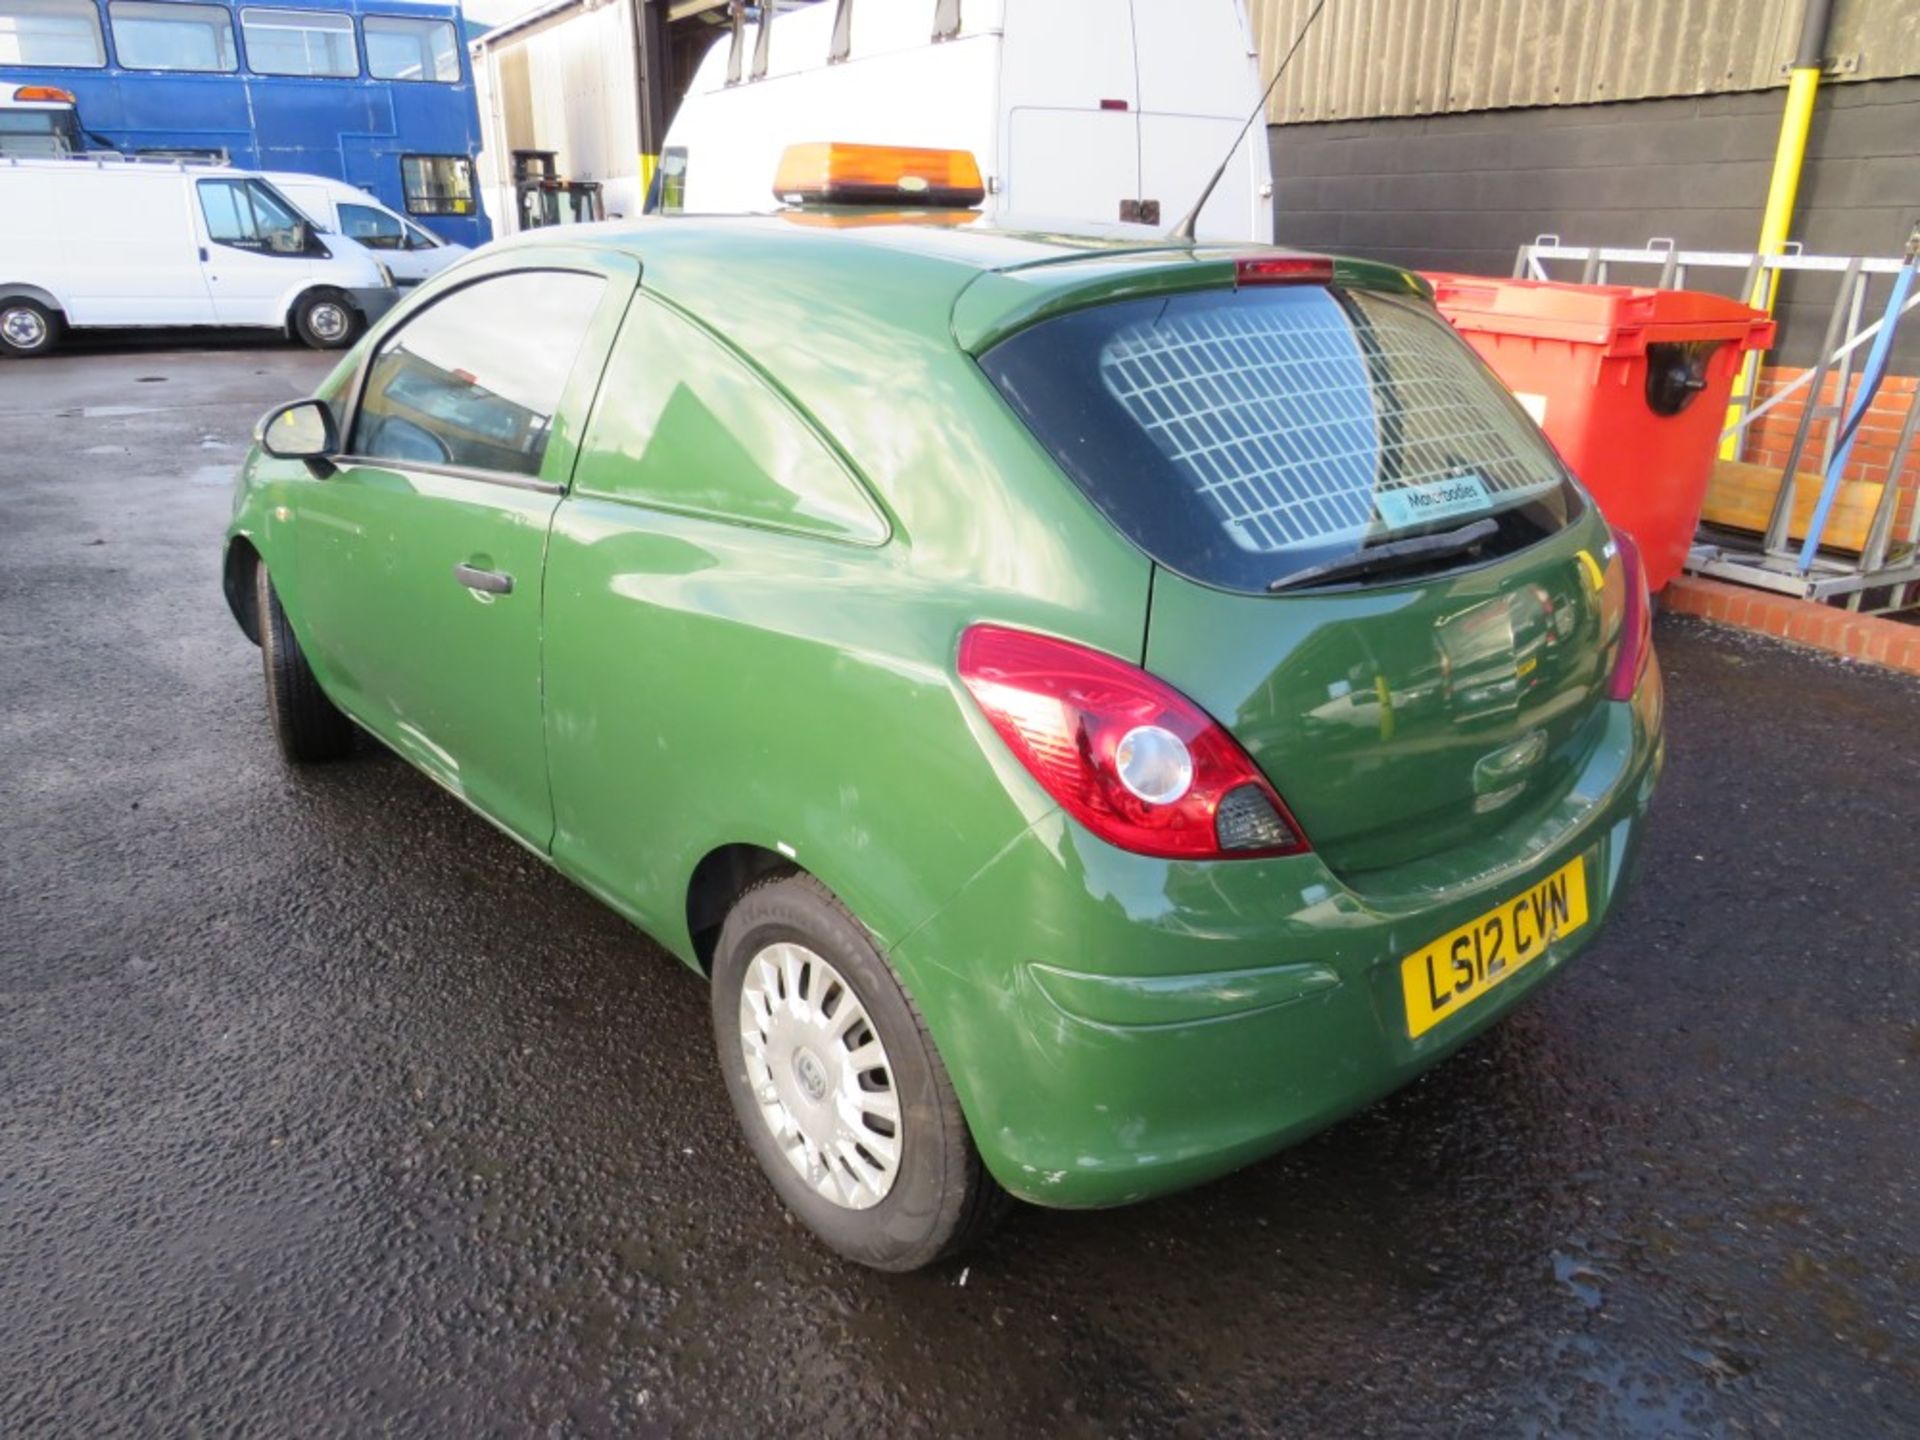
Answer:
[262,171,470,288]
[656,0,1274,242]
[0,156,397,358]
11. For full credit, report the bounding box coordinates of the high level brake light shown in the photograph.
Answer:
[773,143,985,209]
[1235,255,1335,286]
[958,625,1309,861]
[1605,526,1653,701]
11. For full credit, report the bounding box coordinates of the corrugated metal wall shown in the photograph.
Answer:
[1252,0,1920,123]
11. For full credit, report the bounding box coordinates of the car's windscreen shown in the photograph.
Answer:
[979,285,1579,593]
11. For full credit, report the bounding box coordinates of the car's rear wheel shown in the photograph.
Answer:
[292,290,360,350]
[711,872,1006,1271]
[0,298,60,358]
[255,560,353,762]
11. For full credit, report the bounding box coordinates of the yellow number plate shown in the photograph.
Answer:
[1400,857,1589,1038]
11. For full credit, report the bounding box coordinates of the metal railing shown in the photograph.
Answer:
[1514,236,1920,611]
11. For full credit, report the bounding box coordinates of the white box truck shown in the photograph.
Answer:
[0,156,397,357]
[470,0,1274,241]
[657,0,1274,241]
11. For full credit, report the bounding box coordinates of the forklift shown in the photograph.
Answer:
[511,150,606,232]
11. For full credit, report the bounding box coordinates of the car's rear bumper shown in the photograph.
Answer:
[891,672,1665,1209]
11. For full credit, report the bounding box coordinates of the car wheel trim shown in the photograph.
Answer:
[3,306,47,349]
[306,302,350,343]
[738,941,902,1211]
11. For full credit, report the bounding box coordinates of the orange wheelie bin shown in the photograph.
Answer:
[1424,274,1774,592]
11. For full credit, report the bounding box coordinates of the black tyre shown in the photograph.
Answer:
[292,290,361,350]
[712,872,1007,1271]
[0,298,61,357]
[255,560,353,762]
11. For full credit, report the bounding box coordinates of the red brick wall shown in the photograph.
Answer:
[1666,576,1920,674]
[1742,366,1920,490]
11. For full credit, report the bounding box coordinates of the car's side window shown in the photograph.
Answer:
[573,295,885,543]
[350,271,605,478]
[339,202,406,251]
[197,178,311,254]
[401,218,441,251]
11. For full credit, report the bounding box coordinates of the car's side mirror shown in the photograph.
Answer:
[257,399,338,477]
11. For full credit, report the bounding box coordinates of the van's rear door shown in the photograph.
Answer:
[998,0,1139,222]
[1131,0,1270,241]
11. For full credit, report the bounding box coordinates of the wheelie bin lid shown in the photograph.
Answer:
[1422,272,1775,357]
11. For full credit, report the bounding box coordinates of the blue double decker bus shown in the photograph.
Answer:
[0,0,489,244]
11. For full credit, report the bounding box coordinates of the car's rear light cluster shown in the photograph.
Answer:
[1606,526,1654,701]
[957,624,1309,860]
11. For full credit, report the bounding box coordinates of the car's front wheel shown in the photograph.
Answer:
[712,872,1006,1271]
[292,290,360,350]
[0,298,61,358]
[255,560,353,762]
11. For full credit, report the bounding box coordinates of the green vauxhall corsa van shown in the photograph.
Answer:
[223,148,1663,1270]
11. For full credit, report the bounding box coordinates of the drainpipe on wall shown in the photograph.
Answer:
[1721,0,1834,460]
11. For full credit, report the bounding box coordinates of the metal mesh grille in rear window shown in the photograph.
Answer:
[1096,289,1561,555]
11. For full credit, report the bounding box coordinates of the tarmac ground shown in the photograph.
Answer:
[3,340,1916,1437]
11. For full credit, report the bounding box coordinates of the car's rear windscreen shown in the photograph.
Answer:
[979,284,1579,592]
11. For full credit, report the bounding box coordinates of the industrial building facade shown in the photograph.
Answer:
[1254,0,1920,365]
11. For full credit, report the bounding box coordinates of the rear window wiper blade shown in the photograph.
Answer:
[1267,517,1500,593]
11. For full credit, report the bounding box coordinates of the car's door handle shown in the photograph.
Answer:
[454,563,513,595]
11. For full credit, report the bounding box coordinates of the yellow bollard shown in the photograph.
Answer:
[1721,36,1826,459]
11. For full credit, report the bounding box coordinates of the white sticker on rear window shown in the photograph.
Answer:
[1375,473,1492,529]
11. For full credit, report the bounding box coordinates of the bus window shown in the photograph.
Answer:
[240,7,356,77]
[108,0,237,72]
[0,0,107,67]
[364,14,457,83]
[400,154,473,216]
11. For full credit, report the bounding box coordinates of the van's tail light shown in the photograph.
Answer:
[1606,526,1653,701]
[957,624,1309,860]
